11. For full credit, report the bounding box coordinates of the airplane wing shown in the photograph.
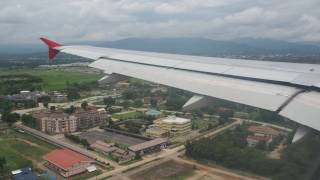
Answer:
[40,38,320,140]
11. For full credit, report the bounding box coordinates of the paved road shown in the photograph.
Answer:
[88,119,244,180]
[14,123,119,168]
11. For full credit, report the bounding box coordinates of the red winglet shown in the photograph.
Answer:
[40,37,62,60]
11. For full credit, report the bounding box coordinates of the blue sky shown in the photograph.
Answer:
[0,0,320,44]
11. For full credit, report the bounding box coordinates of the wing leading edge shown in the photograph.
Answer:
[40,38,320,133]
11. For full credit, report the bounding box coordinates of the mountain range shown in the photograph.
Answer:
[0,37,319,57]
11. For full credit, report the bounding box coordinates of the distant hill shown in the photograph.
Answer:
[1,37,320,63]
[99,37,320,56]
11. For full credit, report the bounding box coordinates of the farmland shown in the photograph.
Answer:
[0,68,103,91]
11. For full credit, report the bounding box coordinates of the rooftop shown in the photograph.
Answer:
[248,125,280,136]
[43,149,92,170]
[129,138,168,152]
[13,167,37,180]
[161,116,190,124]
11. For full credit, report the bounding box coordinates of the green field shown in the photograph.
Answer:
[0,69,103,91]
[0,129,58,173]
[112,111,144,120]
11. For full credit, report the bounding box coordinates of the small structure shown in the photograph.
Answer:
[153,116,191,137]
[49,91,68,103]
[246,125,281,147]
[129,138,168,155]
[43,149,94,177]
[12,167,37,180]
[111,149,135,163]
[145,109,162,117]
[90,140,117,155]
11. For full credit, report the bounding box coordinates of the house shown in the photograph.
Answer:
[43,149,94,177]
[246,125,281,147]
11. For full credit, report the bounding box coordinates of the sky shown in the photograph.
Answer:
[1,0,320,44]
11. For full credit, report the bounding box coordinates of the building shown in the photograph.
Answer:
[129,138,168,155]
[153,116,191,137]
[90,140,117,155]
[3,91,46,109]
[90,140,135,163]
[49,91,68,103]
[74,107,109,130]
[246,125,281,147]
[145,109,162,117]
[43,149,94,177]
[145,125,168,138]
[32,110,77,134]
[143,96,166,106]
[111,148,135,164]
[12,167,37,180]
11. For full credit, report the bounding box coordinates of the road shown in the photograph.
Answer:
[14,122,119,168]
[13,95,120,115]
[88,119,243,180]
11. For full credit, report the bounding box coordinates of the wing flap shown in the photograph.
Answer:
[280,91,320,131]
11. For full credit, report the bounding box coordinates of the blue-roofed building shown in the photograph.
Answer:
[145,109,162,117]
[13,167,37,180]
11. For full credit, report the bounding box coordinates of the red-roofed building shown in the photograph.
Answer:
[246,125,280,147]
[43,149,94,177]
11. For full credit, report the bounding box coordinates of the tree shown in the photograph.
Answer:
[65,105,76,114]
[104,97,115,107]
[132,99,143,108]
[50,106,56,111]
[81,101,88,110]
[150,98,157,108]
[67,87,80,100]
[21,114,36,128]
[0,156,6,172]
[2,112,20,126]
[218,108,234,122]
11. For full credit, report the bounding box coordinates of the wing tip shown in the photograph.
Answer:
[39,37,62,60]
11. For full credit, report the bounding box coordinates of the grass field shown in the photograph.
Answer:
[0,68,103,91]
[0,129,58,173]
[112,111,144,120]
[130,160,194,180]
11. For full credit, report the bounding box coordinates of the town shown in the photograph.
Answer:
[1,63,316,180]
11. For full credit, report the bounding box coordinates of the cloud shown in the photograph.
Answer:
[0,0,319,44]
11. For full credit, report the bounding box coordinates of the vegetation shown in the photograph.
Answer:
[165,88,192,110]
[1,112,20,126]
[21,114,37,129]
[112,111,144,120]
[0,74,42,95]
[185,126,320,180]
[64,134,90,148]
[0,129,57,176]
